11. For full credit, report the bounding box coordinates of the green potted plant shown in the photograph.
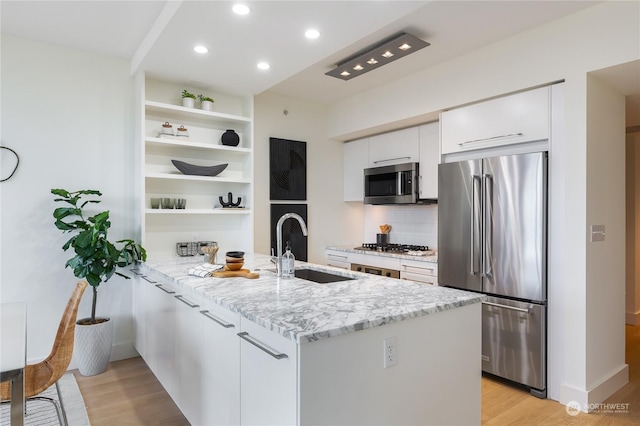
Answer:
[51,188,146,376]
[181,89,196,108]
[197,94,215,111]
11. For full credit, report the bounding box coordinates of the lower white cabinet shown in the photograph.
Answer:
[325,249,351,269]
[175,290,204,425]
[199,298,241,426]
[239,318,297,426]
[400,260,438,285]
[143,277,178,400]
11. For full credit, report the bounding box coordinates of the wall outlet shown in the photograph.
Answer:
[383,337,397,368]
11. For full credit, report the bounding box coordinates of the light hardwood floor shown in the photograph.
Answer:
[74,325,639,425]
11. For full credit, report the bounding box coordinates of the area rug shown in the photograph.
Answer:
[0,372,90,426]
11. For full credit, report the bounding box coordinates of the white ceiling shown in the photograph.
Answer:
[2,0,638,125]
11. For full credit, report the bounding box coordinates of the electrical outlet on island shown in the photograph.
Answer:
[383,337,397,368]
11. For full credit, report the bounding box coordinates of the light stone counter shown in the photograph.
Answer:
[140,253,482,344]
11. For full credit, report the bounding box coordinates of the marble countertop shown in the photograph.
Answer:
[326,245,438,263]
[140,253,481,344]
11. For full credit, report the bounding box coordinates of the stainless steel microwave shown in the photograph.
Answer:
[363,162,419,205]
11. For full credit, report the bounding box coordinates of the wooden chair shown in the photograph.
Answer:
[1,281,88,425]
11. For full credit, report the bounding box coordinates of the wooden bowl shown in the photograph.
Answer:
[225,262,244,271]
[226,256,245,263]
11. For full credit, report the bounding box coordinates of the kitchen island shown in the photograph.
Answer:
[133,253,484,426]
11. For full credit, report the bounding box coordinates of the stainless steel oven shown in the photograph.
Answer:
[350,263,400,279]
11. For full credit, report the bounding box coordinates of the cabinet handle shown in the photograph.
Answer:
[327,254,348,260]
[142,276,157,283]
[200,310,235,328]
[372,156,411,164]
[237,332,288,360]
[175,295,199,308]
[155,284,175,294]
[482,301,531,314]
[458,133,523,146]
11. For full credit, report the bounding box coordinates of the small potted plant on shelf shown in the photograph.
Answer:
[197,94,215,111]
[51,188,146,376]
[181,89,196,108]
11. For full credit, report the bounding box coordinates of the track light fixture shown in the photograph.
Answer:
[325,32,430,81]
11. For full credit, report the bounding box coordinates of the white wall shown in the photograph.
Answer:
[0,35,138,365]
[585,73,628,401]
[253,92,363,264]
[324,0,640,407]
[626,131,640,325]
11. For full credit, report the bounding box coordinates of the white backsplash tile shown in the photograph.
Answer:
[364,204,438,249]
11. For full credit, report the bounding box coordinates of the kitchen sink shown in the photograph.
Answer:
[294,268,355,284]
[261,267,356,284]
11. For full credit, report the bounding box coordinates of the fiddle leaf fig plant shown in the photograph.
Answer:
[52,188,146,324]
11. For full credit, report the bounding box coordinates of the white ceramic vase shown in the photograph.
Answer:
[75,318,113,376]
[201,100,213,111]
[182,97,195,108]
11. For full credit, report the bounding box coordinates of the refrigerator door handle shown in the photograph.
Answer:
[470,175,481,275]
[483,173,493,278]
[482,300,532,314]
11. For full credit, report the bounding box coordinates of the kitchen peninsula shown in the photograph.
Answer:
[134,253,484,425]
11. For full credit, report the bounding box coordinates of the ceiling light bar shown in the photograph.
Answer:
[325,32,430,81]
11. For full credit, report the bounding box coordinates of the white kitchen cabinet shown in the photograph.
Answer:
[143,274,178,400]
[418,122,439,199]
[343,138,369,202]
[131,270,146,357]
[174,290,204,425]
[325,249,351,269]
[239,318,297,426]
[400,260,438,285]
[199,298,241,426]
[368,127,419,167]
[440,86,550,155]
[141,78,254,258]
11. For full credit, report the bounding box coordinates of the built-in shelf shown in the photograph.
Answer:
[145,137,252,154]
[145,208,250,215]
[145,100,251,125]
[145,172,251,184]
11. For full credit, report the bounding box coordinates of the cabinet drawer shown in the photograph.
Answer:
[401,271,437,285]
[441,87,550,155]
[401,262,438,276]
[326,250,350,270]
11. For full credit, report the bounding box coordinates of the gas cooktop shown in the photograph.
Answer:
[354,243,430,253]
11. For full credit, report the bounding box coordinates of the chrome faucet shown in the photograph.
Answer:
[275,213,308,277]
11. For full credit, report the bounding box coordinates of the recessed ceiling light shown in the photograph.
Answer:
[257,62,270,70]
[367,58,378,65]
[399,43,412,50]
[353,65,364,71]
[233,4,251,15]
[381,51,394,59]
[193,45,208,54]
[305,29,320,39]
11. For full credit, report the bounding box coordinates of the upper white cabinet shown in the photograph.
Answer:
[343,138,369,202]
[440,86,550,155]
[368,127,419,167]
[141,78,254,257]
[418,122,439,199]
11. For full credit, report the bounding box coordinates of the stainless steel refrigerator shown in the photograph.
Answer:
[438,151,547,398]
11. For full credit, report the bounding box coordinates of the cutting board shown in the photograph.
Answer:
[212,269,260,279]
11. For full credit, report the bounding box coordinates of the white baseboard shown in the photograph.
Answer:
[559,364,629,412]
[110,340,140,361]
[625,310,639,325]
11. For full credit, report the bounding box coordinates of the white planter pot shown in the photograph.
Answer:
[75,318,113,376]
[182,97,195,108]
[201,100,213,111]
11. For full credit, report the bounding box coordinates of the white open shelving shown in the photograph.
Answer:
[140,78,254,258]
